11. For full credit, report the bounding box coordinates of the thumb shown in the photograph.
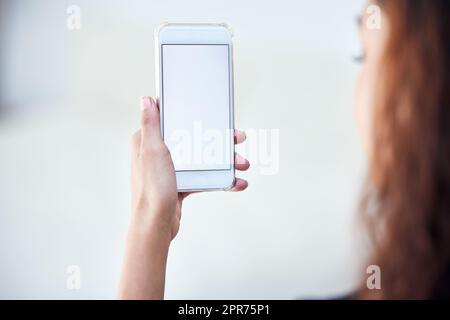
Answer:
[140,96,162,146]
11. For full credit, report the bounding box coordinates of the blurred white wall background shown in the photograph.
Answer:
[0,0,366,299]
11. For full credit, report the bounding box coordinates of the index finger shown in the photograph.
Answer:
[234,130,247,145]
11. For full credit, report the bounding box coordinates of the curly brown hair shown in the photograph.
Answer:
[359,0,450,299]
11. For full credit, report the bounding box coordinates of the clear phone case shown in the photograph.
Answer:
[154,23,236,192]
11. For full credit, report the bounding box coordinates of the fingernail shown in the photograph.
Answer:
[149,97,156,110]
[141,96,151,111]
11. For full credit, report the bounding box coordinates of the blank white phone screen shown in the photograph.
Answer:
[162,44,232,171]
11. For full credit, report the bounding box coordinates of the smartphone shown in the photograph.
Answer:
[155,23,235,192]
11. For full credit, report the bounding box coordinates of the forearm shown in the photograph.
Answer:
[118,212,172,300]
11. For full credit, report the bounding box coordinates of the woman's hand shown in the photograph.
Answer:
[131,96,249,240]
[130,96,178,239]
[118,96,249,299]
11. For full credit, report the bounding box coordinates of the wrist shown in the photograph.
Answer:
[129,207,173,244]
